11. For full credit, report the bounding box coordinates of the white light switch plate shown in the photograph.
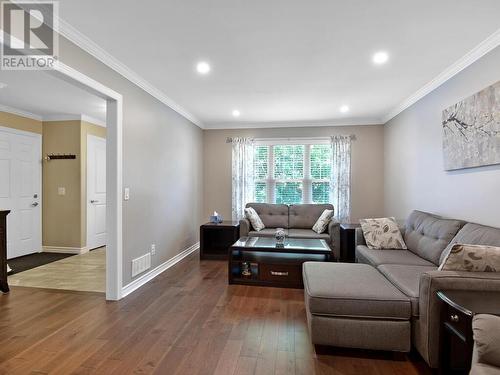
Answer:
[124,187,130,200]
[58,187,66,196]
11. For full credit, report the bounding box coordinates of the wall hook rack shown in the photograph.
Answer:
[45,153,77,161]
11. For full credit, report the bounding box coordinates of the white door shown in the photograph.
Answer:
[87,135,106,250]
[0,126,42,259]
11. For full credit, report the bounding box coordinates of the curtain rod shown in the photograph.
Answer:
[226,135,356,143]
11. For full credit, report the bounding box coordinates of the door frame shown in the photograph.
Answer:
[0,125,42,259]
[48,62,123,301]
[86,134,107,251]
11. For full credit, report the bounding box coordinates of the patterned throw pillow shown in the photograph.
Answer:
[360,217,408,250]
[312,209,334,234]
[244,207,265,232]
[439,244,500,272]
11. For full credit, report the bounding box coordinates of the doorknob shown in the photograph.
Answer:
[31,202,39,207]
[90,200,99,203]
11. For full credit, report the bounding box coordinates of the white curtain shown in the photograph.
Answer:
[231,137,255,221]
[330,135,352,223]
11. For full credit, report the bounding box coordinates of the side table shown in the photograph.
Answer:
[437,290,500,374]
[200,221,240,260]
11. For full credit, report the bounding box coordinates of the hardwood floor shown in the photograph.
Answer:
[0,252,431,375]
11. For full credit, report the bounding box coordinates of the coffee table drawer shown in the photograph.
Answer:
[260,263,302,285]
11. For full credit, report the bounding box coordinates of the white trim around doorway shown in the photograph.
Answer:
[48,62,123,301]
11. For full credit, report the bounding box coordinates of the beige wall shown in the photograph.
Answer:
[42,120,82,248]
[203,125,385,223]
[0,111,42,134]
[42,120,106,249]
[384,46,500,227]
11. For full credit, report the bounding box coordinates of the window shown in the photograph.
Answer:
[254,141,332,205]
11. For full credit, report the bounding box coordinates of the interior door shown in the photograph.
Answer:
[87,135,106,250]
[0,127,42,259]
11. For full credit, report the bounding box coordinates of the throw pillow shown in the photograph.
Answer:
[360,217,408,250]
[439,243,500,272]
[312,209,334,234]
[244,207,265,232]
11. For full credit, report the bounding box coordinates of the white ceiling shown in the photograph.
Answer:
[0,69,106,124]
[31,1,500,127]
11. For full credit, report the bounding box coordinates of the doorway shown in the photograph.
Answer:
[0,62,123,300]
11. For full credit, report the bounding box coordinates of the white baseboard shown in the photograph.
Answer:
[121,242,199,298]
[42,246,89,255]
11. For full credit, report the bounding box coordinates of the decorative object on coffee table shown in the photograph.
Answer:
[437,290,500,374]
[275,228,286,246]
[200,221,240,260]
[340,223,360,262]
[228,237,332,288]
[0,210,10,293]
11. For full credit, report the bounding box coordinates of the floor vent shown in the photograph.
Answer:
[132,253,151,277]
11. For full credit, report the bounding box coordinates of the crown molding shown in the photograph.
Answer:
[204,117,383,130]
[0,104,43,121]
[383,28,500,123]
[55,18,204,128]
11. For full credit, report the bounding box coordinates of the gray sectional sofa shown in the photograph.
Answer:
[303,210,500,369]
[239,203,341,259]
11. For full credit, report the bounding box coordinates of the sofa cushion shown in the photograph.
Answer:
[246,203,289,228]
[356,245,435,267]
[248,228,288,238]
[303,262,411,320]
[404,210,464,265]
[289,204,333,229]
[288,228,330,241]
[377,264,437,316]
[439,223,500,265]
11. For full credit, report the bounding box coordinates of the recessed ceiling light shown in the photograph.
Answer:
[232,109,241,118]
[339,105,350,113]
[372,51,389,65]
[196,61,211,74]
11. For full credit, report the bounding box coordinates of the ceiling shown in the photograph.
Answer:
[28,1,500,127]
[0,69,106,124]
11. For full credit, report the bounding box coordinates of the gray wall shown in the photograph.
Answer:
[59,37,204,286]
[384,46,500,227]
[203,125,385,223]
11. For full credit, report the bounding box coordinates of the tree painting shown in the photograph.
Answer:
[442,80,500,170]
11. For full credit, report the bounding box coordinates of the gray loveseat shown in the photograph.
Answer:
[239,203,340,260]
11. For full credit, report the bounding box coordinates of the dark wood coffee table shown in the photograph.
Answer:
[228,236,332,288]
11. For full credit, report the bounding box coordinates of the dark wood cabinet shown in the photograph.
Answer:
[340,223,360,262]
[200,221,240,260]
[0,210,10,293]
[437,290,500,374]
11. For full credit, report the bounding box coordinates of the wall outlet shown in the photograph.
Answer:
[150,244,156,255]
[58,187,66,196]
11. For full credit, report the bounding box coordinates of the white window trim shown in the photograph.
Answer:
[254,140,332,205]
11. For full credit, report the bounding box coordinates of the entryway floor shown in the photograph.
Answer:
[7,247,106,293]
